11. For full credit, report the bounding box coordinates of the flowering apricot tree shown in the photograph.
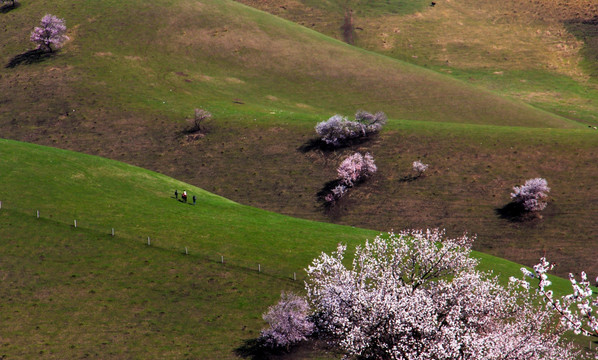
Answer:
[337,152,376,187]
[512,257,598,339]
[260,292,314,349]
[412,160,429,177]
[30,14,69,52]
[511,177,550,212]
[315,111,386,146]
[304,230,576,359]
[324,152,376,204]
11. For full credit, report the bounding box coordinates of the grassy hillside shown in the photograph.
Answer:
[0,0,583,128]
[235,0,598,126]
[1,0,598,282]
[3,138,582,359]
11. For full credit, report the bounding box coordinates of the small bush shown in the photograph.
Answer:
[187,108,212,133]
[260,292,314,349]
[315,111,386,147]
[412,160,429,177]
[510,177,550,212]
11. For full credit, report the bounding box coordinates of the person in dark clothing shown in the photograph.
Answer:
[193,195,197,205]
[175,189,178,199]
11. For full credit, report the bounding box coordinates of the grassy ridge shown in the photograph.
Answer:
[0,0,582,128]
[235,0,598,127]
[0,139,580,358]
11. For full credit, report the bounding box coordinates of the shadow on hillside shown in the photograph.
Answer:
[398,174,423,183]
[0,1,19,13]
[5,48,54,68]
[317,179,343,201]
[235,338,272,360]
[495,202,539,222]
[297,136,373,154]
[235,338,332,360]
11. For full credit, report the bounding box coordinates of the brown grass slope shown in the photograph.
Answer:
[236,0,598,126]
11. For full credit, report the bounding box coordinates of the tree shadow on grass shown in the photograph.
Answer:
[0,1,19,13]
[5,48,53,68]
[297,136,374,154]
[495,202,540,223]
[398,174,424,183]
[235,338,331,360]
[235,338,273,360]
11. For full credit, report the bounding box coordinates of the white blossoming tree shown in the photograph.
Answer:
[511,177,550,212]
[512,257,598,340]
[259,292,314,349]
[304,230,576,359]
[412,160,429,177]
[315,111,386,147]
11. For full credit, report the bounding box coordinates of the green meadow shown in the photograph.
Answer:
[2,139,579,358]
[1,0,598,357]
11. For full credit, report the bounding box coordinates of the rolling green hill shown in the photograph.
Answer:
[1,0,597,307]
[2,138,581,359]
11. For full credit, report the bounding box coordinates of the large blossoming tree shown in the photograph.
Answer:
[303,230,577,359]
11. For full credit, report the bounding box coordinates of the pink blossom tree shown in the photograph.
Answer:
[511,177,550,212]
[324,152,376,205]
[259,292,314,349]
[512,257,598,340]
[30,14,69,53]
[305,229,576,359]
[337,152,376,187]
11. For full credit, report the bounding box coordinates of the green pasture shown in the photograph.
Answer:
[0,139,584,358]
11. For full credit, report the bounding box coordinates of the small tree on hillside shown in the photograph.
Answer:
[510,177,550,212]
[187,108,212,133]
[325,152,377,205]
[259,292,314,350]
[337,152,377,187]
[30,14,69,53]
[315,110,386,147]
[412,160,429,178]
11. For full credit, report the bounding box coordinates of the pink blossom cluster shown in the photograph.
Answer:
[325,152,376,204]
[315,111,386,146]
[259,292,314,349]
[511,177,550,212]
[412,160,429,175]
[512,257,598,339]
[30,14,69,52]
[304,229,576,359]
[337,152,376,187]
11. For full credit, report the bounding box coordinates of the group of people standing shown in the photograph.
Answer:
[174,189,197,205]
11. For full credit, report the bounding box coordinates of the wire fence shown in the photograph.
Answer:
[0,200,308,285]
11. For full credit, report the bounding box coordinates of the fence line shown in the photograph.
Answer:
[0,201,307,284]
